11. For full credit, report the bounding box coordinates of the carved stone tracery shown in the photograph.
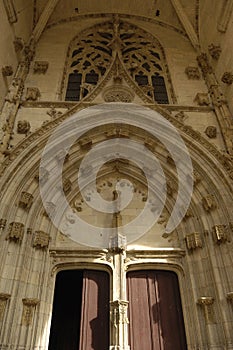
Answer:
[62,18,173,104]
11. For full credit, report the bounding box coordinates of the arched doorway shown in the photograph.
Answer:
[127,270,187,350]
[48,269,110,350]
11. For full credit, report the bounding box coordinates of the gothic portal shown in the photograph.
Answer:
[0,1,233,349]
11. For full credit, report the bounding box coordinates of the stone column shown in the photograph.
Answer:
[109,226,130,350]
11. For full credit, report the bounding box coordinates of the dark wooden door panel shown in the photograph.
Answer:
[127,270,187,350]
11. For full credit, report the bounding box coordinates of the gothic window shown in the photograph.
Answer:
[63,20,174,103]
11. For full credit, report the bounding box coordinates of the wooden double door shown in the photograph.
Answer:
[48,269,187,350]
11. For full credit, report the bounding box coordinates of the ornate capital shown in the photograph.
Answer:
[197,297,215,323]
[110,300,129,326]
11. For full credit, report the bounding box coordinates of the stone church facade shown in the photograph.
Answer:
[0,1,233,349]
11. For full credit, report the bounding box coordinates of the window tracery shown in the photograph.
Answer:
[64,19,173,104]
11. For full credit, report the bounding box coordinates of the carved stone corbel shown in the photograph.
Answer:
[19,192,33,210]
[226,292,233,302]
[185,66,200,79]
[0,219,7,230]
[21,298,40,326]
[197,297,215,323]
[33,61,49,74]
[33,231,50,249]
[202,195,217,212]
[0,293,10,321]
[208,44,221,60]
[25,87,40,101]
[185,232,202,250]
[212,225,230,244]
[6,222,24,243]
[13,37,24,52]
[2,66,13,77]
[221,72,233,85]
[194,93,210,106]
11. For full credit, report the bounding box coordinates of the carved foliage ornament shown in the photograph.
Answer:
[103,85,134,103]
[205,126,217,139]
[17,120,31,134]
